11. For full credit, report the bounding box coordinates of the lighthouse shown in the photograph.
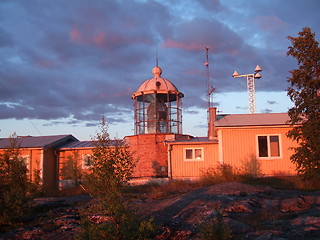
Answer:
[127,65,186,178]
[131,66,184,135]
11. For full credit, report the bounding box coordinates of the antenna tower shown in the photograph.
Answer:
[232,65,262,114]
[204,47,215,109]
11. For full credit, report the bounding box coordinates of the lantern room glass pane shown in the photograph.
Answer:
[134,93,182,135]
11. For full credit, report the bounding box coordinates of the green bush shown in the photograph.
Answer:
[77,120,157,239]
[0,134,39,228]
[198,209,232,240]
[200,164,240,185]
[241,156,262,177]
[77,207,156,240]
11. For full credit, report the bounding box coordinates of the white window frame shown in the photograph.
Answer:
[184,147,204,161]
[82,154,93,169]
[256,134,282,159]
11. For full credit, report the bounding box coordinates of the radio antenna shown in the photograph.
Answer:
[204,47,215,109]
[156,46,159,67]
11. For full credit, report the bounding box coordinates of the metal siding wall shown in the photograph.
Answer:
[221,127,298,175]
[171,143,219,178]
[58,148,94,181]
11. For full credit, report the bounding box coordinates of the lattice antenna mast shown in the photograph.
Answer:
[232,65,262,114]
[204,47,215,109]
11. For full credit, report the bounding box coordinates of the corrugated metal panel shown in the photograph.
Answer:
[169,137,218,143]
[58,148,94,181]
[60,141,94,149]
[59,139,124,149]
[221,127,297,175]
[171,143,219,178]
[216,113,290,127]
[0,135,78,149]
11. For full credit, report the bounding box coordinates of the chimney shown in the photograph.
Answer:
[208,107,217,140]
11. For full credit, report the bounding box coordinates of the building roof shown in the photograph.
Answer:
[166,137,218,144]
[0,135,78,149]
[59,141,95,149]
[59,139,124,149]
[215,113,290,127]
[132,66,183,98]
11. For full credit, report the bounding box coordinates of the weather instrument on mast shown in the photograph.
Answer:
[232,65,262,114]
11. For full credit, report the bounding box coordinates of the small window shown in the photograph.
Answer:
[184,148,204,161]
[82,154,93,169]
[257,135,281,158]
[20,155,30,170]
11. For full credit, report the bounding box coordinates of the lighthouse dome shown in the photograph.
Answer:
[132,66,182,98]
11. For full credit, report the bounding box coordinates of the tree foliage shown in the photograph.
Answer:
[84,120,136,198]
[0,134,30,227]
[286,27,320,180]
[78,120,156,239]
[60,151,83,186]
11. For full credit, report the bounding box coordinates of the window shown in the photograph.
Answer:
[257,135,281,158]
[82,154,93,169]
[184,148,204,161]
[20,155,30,170]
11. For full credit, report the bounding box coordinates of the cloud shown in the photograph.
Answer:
[184,109,199,115]
[236,106,247,110]
[194,124,207,129]
[262,109,273,113]
[0,0,319,129]
[267,100,278,105]
[0,27,14,47]
[85,123,98,127]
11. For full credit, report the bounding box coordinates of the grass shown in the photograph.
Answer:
[124,179,202,200]
[199,164,320,191]
[56,168,319,202]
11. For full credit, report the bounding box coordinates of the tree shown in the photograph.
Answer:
[60,151,83,187]
[78,119,156,239]
[286,27,320,180]
[0,134,30,227]
[85,119,136,198]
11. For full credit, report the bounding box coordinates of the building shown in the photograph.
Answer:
[0,65,300,191]
[167,111,298,179]
[126,65,191,178]
[0,135,78,191]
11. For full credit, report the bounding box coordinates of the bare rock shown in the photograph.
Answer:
[226,199,260,213]
[280,197,309,212]
[224,217,252,234]
[242,230,285,240]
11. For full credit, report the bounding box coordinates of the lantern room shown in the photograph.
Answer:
[132,66,184,135]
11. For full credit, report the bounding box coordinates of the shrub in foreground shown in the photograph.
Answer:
[77,120,156,239]
[0,135,35,229]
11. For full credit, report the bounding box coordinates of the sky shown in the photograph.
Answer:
[0,0,319,140]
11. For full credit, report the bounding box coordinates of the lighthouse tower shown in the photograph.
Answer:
[127,66,185,178]
[131,66,184,135]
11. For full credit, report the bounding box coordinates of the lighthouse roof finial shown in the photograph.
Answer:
[152,66,162,77]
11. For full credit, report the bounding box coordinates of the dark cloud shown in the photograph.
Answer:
[194,124,207,129]
[85,123,98,127]
[236,106,247,111]
[262,109,273,113]
[267,100,278,105]
[0,0,319,127]
[184,109,199,115]
[0,27,13,47]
